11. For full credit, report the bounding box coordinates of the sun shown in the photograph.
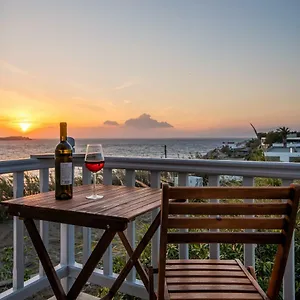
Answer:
[19,122,31,132]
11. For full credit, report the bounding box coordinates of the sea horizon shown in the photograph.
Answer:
[0,137,249,162]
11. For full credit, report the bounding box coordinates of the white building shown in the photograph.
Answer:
[221,141,246,150]
[264,134,300,162]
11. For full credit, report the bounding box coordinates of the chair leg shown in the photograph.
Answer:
[147,266,157,300]
[247,266,258,281]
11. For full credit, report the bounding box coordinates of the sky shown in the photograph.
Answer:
[0,0,299,138]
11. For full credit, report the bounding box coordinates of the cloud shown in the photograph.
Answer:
[103,120,120,126]
[107,101,117,107]
[0,60,32,76]
[115,80,139,90]
[124,114,173,129]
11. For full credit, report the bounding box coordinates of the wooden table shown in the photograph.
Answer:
[2,184,162,300]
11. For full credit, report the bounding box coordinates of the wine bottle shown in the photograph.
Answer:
[55,122,73,200]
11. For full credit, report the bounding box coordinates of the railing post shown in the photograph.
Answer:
[39,168,49,277]
[208,175,220,259]
[178,172,189,260]
[103,168,113,276]
[13,171,24,290]
[125,169,136,282]
[82,166,92,265]
[282,178,295,300]
[60,224,75,291]
[150,171,161,289]
[243,176,255,268]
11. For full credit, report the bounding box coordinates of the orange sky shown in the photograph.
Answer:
[0,62,299,139]
[1,1,299,138]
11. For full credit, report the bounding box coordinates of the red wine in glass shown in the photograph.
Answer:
[85,144,105,200]
[85,160,105,173]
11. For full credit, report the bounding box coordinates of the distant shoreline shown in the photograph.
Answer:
[0,136,32,141]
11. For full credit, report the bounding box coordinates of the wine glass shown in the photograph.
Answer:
[85,144,105,200]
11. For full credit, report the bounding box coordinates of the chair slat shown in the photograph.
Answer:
[169,203,288,215]
[168,217,284,230]
[167,232,284,244]
[168,186,290,200]
[168,284,257,292]
[166,259,237,265]
[166,264,241,271]
[168,292,263,299]
[165,270,245,278]
[166,277,251,285]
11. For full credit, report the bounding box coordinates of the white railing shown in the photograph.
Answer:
[0,155,300,299]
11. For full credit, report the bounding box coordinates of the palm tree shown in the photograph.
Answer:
[276,126,290,147]
[250,123,259,139]
[250,123,265,148]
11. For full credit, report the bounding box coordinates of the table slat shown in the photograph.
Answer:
[2,185,162,228]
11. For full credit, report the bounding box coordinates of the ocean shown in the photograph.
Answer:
[0,138,246,161]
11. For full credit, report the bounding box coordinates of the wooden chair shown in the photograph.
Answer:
[150,184,300,300]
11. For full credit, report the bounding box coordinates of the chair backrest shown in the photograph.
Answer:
[158,184,300,300]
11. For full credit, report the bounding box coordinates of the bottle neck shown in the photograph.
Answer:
[60,123,67,142]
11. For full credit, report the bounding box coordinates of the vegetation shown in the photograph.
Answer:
[250,124,298,147]
[245,147,265,161]
[276,127,291,147]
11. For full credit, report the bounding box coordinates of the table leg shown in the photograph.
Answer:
[118,231,149,289]
[25,218,116,300]
[103,213,160,300]
[67,229,116,300]
[24,218,67,300]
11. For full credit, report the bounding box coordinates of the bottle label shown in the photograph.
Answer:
[60,162,72,185]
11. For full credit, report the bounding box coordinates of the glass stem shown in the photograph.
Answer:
[93,172,97,196]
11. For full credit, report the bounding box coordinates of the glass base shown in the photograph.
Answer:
[86,194,104,200]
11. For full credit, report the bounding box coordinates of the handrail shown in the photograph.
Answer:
[0,159,44,174]
[30,154,300,178]
[1,155,300,178]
